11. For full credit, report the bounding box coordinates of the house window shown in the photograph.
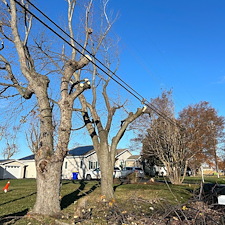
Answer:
[65,161,67,169]
[89,161,98,169]
[80,160,83,168]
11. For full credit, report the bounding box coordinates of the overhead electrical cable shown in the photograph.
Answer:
[26,0,145,102]
[13,0,180,128]
[15,0,143,102]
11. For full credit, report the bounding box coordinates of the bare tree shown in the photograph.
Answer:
[26,122,40,154]
[137,91,186,184]
[137,90,188,184]
[66,0,146,200]
[143,117,188,184]
[2,138,18,159]
[0,124,19,159]
[0,0,91,216]
[0,0,146,215]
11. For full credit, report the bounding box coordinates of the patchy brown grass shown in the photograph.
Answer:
[0,178,224,224]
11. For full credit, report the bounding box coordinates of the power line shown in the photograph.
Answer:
[14,0,142,102]
[13,0,179,128]
[27,0,148,104]
[28,0,142,100]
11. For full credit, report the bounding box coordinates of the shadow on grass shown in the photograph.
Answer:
[60,180,100,210]
[0,192,36,207]
[113,182,124,191]
[0,208,28,224]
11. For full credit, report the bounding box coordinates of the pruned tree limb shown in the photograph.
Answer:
[0,54,34,99]
[112,107,145,147]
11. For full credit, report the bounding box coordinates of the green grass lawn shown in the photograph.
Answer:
[0,176,224,224]
[183,175,225,184]
[155,174,225,184]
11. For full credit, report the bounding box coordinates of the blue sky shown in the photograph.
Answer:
[3,0,225,158]
[37,0,225,115]
[108,1,225,115]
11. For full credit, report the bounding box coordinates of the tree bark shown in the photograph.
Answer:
[90,145,116,200]
[98,143,115,200]
[32,157,63,215]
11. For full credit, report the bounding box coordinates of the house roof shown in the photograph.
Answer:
[127,155,141,160]
[20,154,35,160]
[18,146,131,159]
[68,145,95,156]
[116,148,129,156]
[0,159,12,164]
[0,159,25,165]
[19,146,95,160]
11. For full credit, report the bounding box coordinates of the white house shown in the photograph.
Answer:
[0,160,27,179]
[62,146,132,179]
[0,146,133,180]
[62,145,97,179]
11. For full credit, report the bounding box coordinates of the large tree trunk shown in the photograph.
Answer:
[100,156,114,200]
[31,81,65,216]
[96,142,115,200]
[32,157,63,216]
[101,168,114,200]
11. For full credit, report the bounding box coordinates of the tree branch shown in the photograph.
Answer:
[112,107,146,147]
[67,0,77,59]
[22,1,33,46]
[10,0,35,81]
[82,0,93,56]
[0,55,34,99]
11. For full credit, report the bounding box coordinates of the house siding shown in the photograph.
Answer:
[21,160,36,178]
[62,152,98,179]
[115,151,132,169]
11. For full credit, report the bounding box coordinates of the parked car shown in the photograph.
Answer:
[85,167,122,180]
[120,167,144,178]
[86,168,101,180]
[181,168,192,176]
[113,167,122,178]
[157,167,167,177]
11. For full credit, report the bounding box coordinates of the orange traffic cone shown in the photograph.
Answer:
[2,181,10,193]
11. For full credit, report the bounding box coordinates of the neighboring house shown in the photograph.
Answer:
[62,145,97,179]
[0,146,134,180]
[0,159,27,179]
[115,149,132,169]
[62,146,132,179]
[124,155,142,168]
[201,162,216,175]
